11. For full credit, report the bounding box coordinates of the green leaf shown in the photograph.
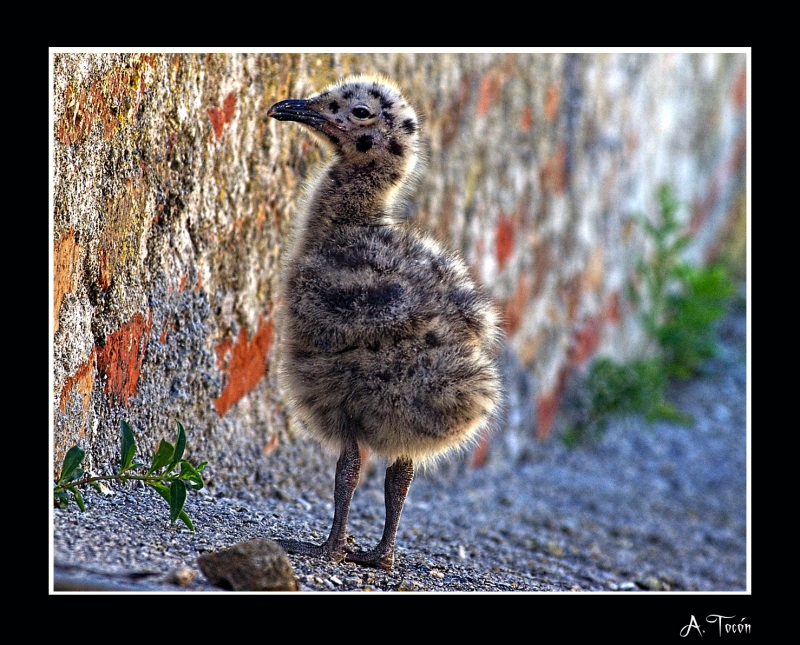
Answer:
[148,439,175,475]
[169,480,187,525]
[66,468,85,483]
[69,487,86,512]
[59,445,86,484]
[177,509,195,532]
[147,482,195,530]
[670,239,690,259]
[148,481,171,501]
[54,490,71,509]
[174,421,186,462]
[178,460,205,490]
[657,183,680,221]
[167,421,187,473]
[119,420,137,473]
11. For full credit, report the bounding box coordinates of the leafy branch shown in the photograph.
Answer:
[54,420,207,531]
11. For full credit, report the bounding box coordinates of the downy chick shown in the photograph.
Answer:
[268,76,502,569]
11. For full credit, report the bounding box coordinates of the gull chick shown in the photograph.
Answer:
[268,75,502,569]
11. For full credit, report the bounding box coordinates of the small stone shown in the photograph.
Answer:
[197,539,299,591]
[636,576,664,591]
[167,566,196,587]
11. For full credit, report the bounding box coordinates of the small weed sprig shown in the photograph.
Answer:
[564,184,736,445]
[54,420,206,531]
[655,261,736,379]
[635,184,736,378]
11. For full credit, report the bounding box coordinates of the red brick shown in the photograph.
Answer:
[495,215,515,270]
[470,434,490,468]
[541,142,568,194]
[96,310,153,406]
[208,91,237,140]
[570,317,600,366]
[520,104,533,132]
[544,84,560,122]
[223,91,237,122]
[53,228,81,334]
[477,71,502,117]
[207,106,226,140]
[213,317,274,416]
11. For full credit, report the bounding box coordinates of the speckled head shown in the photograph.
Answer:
[268,75,420,168]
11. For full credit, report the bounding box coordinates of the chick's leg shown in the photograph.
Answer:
[347,457,414,570]
[277,437,361,563]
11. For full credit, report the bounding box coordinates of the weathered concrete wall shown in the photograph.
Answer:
[51,52,747,490]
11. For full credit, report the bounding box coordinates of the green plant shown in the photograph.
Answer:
[564,184,737,445]
[636,184,690,345]
[54,420,207,531]
[657,262,736,378]
[636,184,737,378]
[562,357,690,447]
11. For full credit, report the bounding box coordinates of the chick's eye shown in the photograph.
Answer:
[352,106,372,119]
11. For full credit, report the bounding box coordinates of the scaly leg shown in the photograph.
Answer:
[347,457,414,569]
[276,437,361,563]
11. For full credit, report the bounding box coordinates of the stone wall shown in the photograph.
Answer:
[52,52,747,490]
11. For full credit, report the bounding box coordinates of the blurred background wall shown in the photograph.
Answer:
[51,51,747,492]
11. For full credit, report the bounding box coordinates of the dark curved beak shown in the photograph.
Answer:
[268,99,326,127]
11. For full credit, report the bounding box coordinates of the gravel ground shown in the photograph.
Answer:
[52,302,747,594]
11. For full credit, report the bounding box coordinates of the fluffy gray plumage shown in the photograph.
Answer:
[268,75,502,568]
